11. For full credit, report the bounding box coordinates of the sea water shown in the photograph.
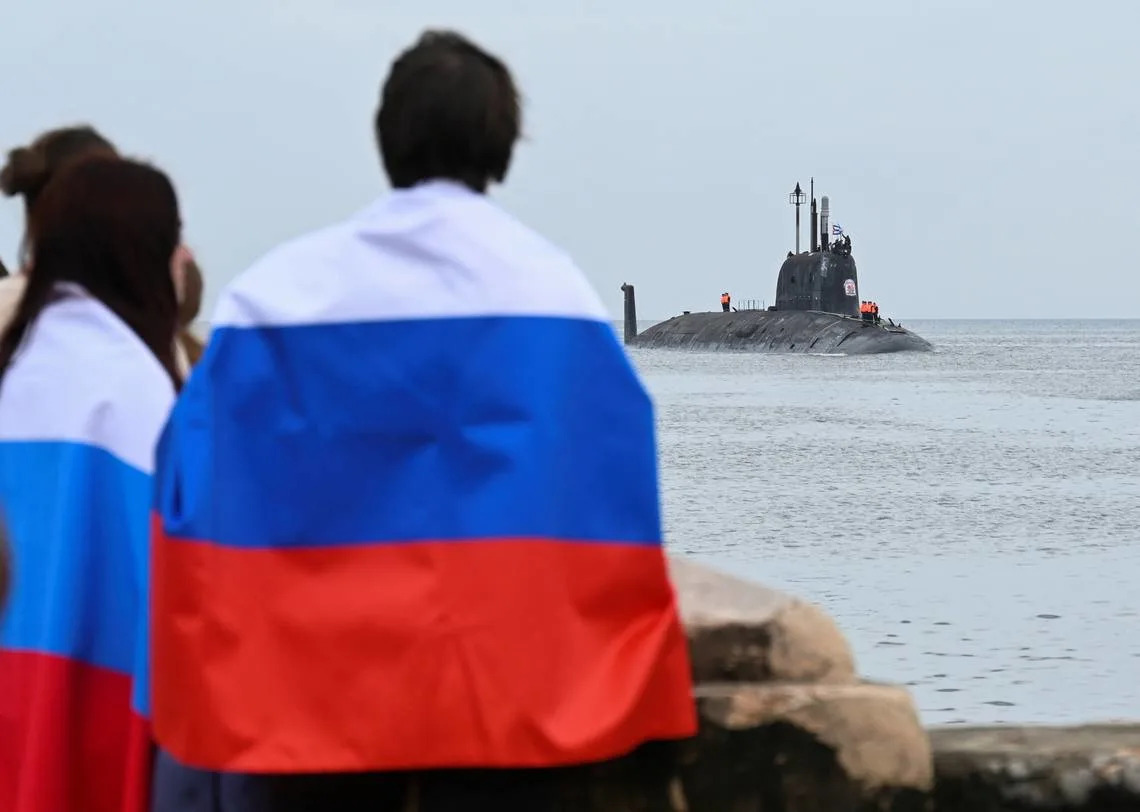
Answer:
[629,319,1140,726]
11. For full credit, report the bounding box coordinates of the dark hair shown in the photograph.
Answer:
[376,30,521,193]
[0,157,183,391]
[1,125,118,214]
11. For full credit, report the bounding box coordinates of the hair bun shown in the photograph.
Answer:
[0,147,48,198]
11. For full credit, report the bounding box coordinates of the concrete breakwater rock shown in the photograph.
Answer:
[931,725,1140,811]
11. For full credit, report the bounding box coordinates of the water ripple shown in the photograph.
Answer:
[628,318,1140,725]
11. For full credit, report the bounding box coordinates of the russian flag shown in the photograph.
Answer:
[151,180,697,773]
[0,285,175,812]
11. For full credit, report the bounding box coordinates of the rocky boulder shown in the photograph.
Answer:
[668,556,934,811]
[669,555,856,685]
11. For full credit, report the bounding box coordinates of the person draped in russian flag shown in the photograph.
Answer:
[0,156,185,812]
[150,29,696,811]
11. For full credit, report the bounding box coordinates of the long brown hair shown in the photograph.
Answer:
[0,157,183,390]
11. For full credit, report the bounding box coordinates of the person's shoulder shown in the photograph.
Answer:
[211,216,359,328]
[210,187,609,328]
[440,191,608,319]
[228,217,355,294]
[0,293,174,473]
[44,297,175,445]
[450,190,574,267]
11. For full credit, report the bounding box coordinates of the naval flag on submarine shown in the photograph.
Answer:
[0,284,174,812]
[150,179,697,772]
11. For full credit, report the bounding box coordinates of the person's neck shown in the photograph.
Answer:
[408,177,484,196]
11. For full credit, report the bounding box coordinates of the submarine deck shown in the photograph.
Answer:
[629,309,932,355]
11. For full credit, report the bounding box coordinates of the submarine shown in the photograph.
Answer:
[620,181,932,355]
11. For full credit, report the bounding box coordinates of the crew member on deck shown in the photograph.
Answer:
[872,301,880,325]
[860,300,871,323]
[721,292,730,312]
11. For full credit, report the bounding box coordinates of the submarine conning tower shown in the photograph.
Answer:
[774,250,859,317]
[775,184,860,318]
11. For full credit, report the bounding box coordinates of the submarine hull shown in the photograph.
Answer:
[628,309,932,355]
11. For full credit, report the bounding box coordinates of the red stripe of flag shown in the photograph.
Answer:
[0,650,151,812]
[152,521,696,772]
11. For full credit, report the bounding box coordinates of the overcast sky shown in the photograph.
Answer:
[2,1,1136,320]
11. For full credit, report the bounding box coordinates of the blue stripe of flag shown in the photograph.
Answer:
[0,441,151,708]
[156,316,662,550]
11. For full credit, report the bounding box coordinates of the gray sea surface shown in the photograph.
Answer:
[626,318,1140,727]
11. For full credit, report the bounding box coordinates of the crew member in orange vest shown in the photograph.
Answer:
[860,300,871,322]
[721,292,730,312]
